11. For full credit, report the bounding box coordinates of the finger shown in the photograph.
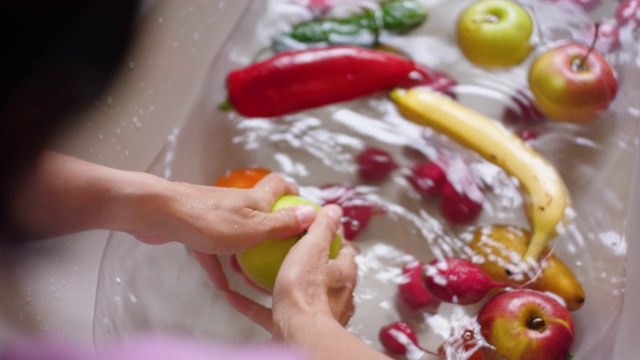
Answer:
[322,245,358,297]
[258,204,318,240]
[190,248,229,291]
[331,243,359,289]
[290,204,343,260]
[248,173,316,240]
[335,294,356,326]
[225,290,273,333]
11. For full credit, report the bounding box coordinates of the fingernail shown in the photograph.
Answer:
[295,205,317,227]
[325,204,343,221]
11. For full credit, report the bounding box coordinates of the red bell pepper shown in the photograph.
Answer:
[225,45,453,118]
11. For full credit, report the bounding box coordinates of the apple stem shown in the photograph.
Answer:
[577,22,600,71]
[526,316,547,331]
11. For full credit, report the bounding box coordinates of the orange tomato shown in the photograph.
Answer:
[214,168,271,189]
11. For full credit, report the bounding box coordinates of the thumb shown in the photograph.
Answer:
[258,204,318,240]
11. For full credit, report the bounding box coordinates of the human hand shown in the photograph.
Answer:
[273,204,358,331]
[129,173,318,254]
[225,204,358,333]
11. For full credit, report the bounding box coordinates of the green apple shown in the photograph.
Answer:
[528,42,618,123]
[236,195,342,291]
[456,0,534,67]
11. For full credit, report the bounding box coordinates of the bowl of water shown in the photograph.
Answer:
[93,0,640,358]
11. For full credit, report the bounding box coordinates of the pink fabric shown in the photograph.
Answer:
[1,336,308,360]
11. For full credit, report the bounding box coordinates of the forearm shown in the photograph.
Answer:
[8,151,168,239]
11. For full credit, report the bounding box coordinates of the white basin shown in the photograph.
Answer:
[3,1,640,359]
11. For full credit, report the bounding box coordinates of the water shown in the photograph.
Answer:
[93,1,640,359]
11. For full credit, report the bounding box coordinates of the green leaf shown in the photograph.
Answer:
[218,99,234,112]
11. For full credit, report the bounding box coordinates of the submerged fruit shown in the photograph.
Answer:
[236,195,342,290]
[406,161,446,197]
[456,0,534,67]
[478,289,575,360]
[390,89,572,267]
[502,89,546,124]
[528,42,618,123]
[439,180,484,225]
[341,204,375,240]
[423,257,507,305]
[398,259,441,311]
[214,168,270,188]
[356,146,398,182]
[318,184,385,241]
[468,225,585,310]
[379,321,421,355]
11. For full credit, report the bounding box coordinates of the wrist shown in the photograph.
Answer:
[273,311,337,344]
[273,312,390,360]
[104,170,174,237]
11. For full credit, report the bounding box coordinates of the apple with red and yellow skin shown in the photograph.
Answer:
[528,42,618,123]
[456,0,534,67]
[236,195,342,291]
[477,289,575,360]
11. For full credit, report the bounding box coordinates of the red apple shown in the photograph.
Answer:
[528,41,617,123]
[615,0,640,29]
[477,289,575,360]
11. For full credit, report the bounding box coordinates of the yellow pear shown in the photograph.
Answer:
[468,225,585,311]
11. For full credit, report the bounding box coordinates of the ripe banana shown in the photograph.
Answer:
[389,88,572,266]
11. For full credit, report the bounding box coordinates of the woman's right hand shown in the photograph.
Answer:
[271,204,358,331]
[226,204,393,360]
[226,204,358,332]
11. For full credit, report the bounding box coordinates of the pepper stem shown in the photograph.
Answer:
[217,99,234,112]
